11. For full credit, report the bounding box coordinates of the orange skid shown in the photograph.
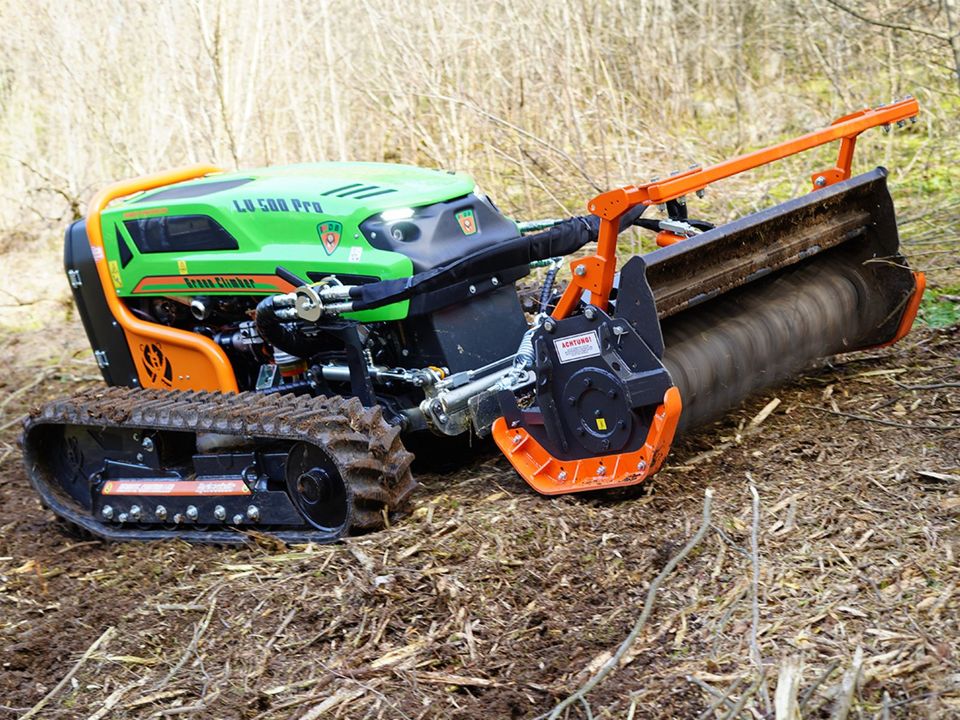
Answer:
[492,387,682,495]
[875,271,927,349]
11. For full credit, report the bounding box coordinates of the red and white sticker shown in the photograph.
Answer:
[102,480,251,496]
[554,330,602,364]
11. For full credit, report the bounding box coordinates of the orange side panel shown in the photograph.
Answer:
[86,166,240,393]
[875,271,926,349]
[492,387,682,495]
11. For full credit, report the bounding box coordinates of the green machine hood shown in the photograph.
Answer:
[98,162,479,321]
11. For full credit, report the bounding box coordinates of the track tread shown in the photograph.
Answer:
[21,388,417,544]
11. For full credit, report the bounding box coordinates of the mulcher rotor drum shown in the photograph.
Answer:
[660,247,906,432]
[646,168,917,432]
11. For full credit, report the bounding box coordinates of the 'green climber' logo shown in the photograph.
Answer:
[318,221,342,255]
[455,209,478,236]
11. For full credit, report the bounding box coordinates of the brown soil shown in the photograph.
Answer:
[0,323,958,719]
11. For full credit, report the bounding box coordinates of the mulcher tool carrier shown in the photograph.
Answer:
[23,98,926,542]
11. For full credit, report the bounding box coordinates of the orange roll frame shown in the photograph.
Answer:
[86,165,239,393]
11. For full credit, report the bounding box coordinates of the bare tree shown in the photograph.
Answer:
[822,0,960,94]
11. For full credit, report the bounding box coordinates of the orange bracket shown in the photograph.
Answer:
[875,271,927,349]
[492,387,682,494]
[86,165,240,393]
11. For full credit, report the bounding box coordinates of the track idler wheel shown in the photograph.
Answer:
[285,442,350,534]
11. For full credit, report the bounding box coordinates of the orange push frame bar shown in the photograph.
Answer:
[495,97,923,495]
[86,165,240,392]
[553,97,920,318]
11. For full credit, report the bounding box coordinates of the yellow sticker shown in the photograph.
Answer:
[177,259,188,275]
[596,417,607,431]
[108,260,122,288]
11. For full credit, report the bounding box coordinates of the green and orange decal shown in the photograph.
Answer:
[455,209,478,235]
[132,274,298,295]
[318,220,342,255]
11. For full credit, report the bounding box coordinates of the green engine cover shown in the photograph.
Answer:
[100,162,478,322]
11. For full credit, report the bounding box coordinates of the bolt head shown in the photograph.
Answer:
[468,284,477,294]
[233,514,244,524]
[814,176,827,187]
[557,470,568,481]
[155,505,168,521]
[173,513,184,524]
[543,318,557,333]
[214,505,226,521]
[101,505,114,520]
[574,265,587,277]
[141,437,154,452]
[637,459,648,472]
[118,512,129,523]
[246,505,260,522]
[583,305,597,320]
[695,188,706,199]
[491,277,500,287]
[136,453,144,462]
[596,465,606,476]
[512,433,523,444]
[185,505,198,521]
[129,504,142,521]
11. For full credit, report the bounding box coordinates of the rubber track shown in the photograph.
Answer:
[22,387,417,544]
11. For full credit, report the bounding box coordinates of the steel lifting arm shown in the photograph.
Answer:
[551,97,921,318]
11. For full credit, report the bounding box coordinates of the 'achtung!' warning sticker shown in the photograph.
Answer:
[554,330,602,364]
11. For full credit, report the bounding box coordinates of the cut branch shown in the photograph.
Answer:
[539,489,715,720]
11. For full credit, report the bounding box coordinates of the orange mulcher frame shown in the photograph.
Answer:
[86,165,240,392]
[493,97,926,495]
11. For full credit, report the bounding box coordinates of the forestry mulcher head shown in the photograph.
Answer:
[22,98,925,543]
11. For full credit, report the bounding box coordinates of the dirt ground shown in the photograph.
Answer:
[0,314,958,719]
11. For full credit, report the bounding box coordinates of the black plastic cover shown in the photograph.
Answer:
[63,220,139,387]
[361,193,520,272]
[400,287,529,374]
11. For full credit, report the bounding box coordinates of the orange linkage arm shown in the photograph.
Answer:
[552,97,920,319]
[86,165,240,393]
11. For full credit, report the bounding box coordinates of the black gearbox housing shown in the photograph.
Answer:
[499,257,674,461]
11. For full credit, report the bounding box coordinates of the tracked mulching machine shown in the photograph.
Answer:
[21,99,925,543]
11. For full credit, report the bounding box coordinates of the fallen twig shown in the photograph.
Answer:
[800,404,959,431]
[774,656,803,720]
[19,626,115,720]
[155,596,218,689]
[539,489,715,720]
[718,672,766,720]
[748,481,772,715]
[831,647,864,720]
[798,660,840,712]
[692,676,746,719]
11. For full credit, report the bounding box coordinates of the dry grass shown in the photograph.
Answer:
[1,2,959,718]
[0,324,958,719]
[2,0,958,331]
